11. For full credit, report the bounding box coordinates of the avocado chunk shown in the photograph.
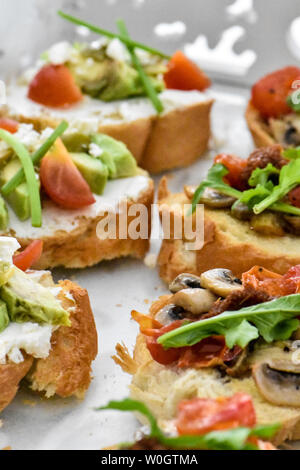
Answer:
[0,158,38,221]
[0,268,70,326]
[70,152,108,195]
[91,134,137,179]
[0,299,9,333]
[62,133,90,153]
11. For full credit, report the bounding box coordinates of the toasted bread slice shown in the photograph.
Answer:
[3,88,213,174]
[245,102,276,148]
[113,297,300,446]
[1,176,154,269]
[157,177,300,283]
[0,278,97,412]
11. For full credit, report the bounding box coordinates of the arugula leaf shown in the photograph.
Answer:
[271,201,300,216]
[158,294,300,349]
[253,159,300,214]
[239,185,271,210]
[283,147,300,160]
[191,164,241,212]
[248,164,279,188]
[98,398,280,450]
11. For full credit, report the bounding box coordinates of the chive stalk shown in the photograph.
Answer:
[58,10,170,59]
[2,121,68,196]
[0,130,41,227]
[116,19,164,114]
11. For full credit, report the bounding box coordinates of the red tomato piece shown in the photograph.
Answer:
[13,240,43,271]
[251,66,300,118]
[288,186,300,208]
[145,320,185,366]
[0,118,19,134]
[176,393,256,436]
[28,64,83,108]
[214,153,247,190]
[40,138,95,209]
[164,51,211,91]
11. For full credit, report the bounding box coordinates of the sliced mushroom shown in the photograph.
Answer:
[200,269,242,297]
[169,273,202,293]
[231,202,252,221]
[172,288,217,315]
[252,345,300,407]
[155,304,185,325]
[199,187,236,209]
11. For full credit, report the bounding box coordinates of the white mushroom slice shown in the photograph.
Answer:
[172,288,217,315]
[200,269,243,297]
[253,362,300,407]
[155,304,185,325]
[169,273,202,293]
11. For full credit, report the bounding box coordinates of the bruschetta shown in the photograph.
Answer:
[158,145,300,282]
[246,66,300,148]
[0,120,153,269]
[114,264,300,446]
[1,17,213,174]
[0,236,97,413]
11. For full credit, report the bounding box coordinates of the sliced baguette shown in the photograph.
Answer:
[245,102,276,148]
[0,277,97,412]
[157,176,300,283]
[113,296,300,446]
[2,177,154,270]
[2,89,213,174]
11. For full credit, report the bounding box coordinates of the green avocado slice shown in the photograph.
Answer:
[70,152,108,195]
[91,134,137,179]
[0,299,9,333]
[0,268,70,326]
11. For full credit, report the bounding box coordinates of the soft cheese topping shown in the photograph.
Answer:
[0,236,70,364]
[0,322,53,364]
[2,175,151,238]
[5,85,210,133]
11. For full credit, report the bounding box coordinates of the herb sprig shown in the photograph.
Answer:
[0,130,42,227]
[1,121,68,197]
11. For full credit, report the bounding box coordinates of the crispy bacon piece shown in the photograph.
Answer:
[242,265,300,297]
[132,310,242,368]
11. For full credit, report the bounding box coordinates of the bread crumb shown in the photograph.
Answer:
[144,253,157,269]
[144,299,150,304]
[116,304,122,307]
[2,446,11,450]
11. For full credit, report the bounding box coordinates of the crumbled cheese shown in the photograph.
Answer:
[0,123,56,154]
[106,38,131,63]
[0,237,20,264]
[47,41,72,65]
[90,37,109,50]
[89,142,103,157]
[0,322,53,364]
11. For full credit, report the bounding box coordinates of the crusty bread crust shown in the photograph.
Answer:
[157,177,300,283]
[6,180,154,270]
[113,297,300,446]
[28,279,98,399]
[245,102,276,148]
[0,356,33,413]
[0,278,97,413]
[4,99,213,174]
